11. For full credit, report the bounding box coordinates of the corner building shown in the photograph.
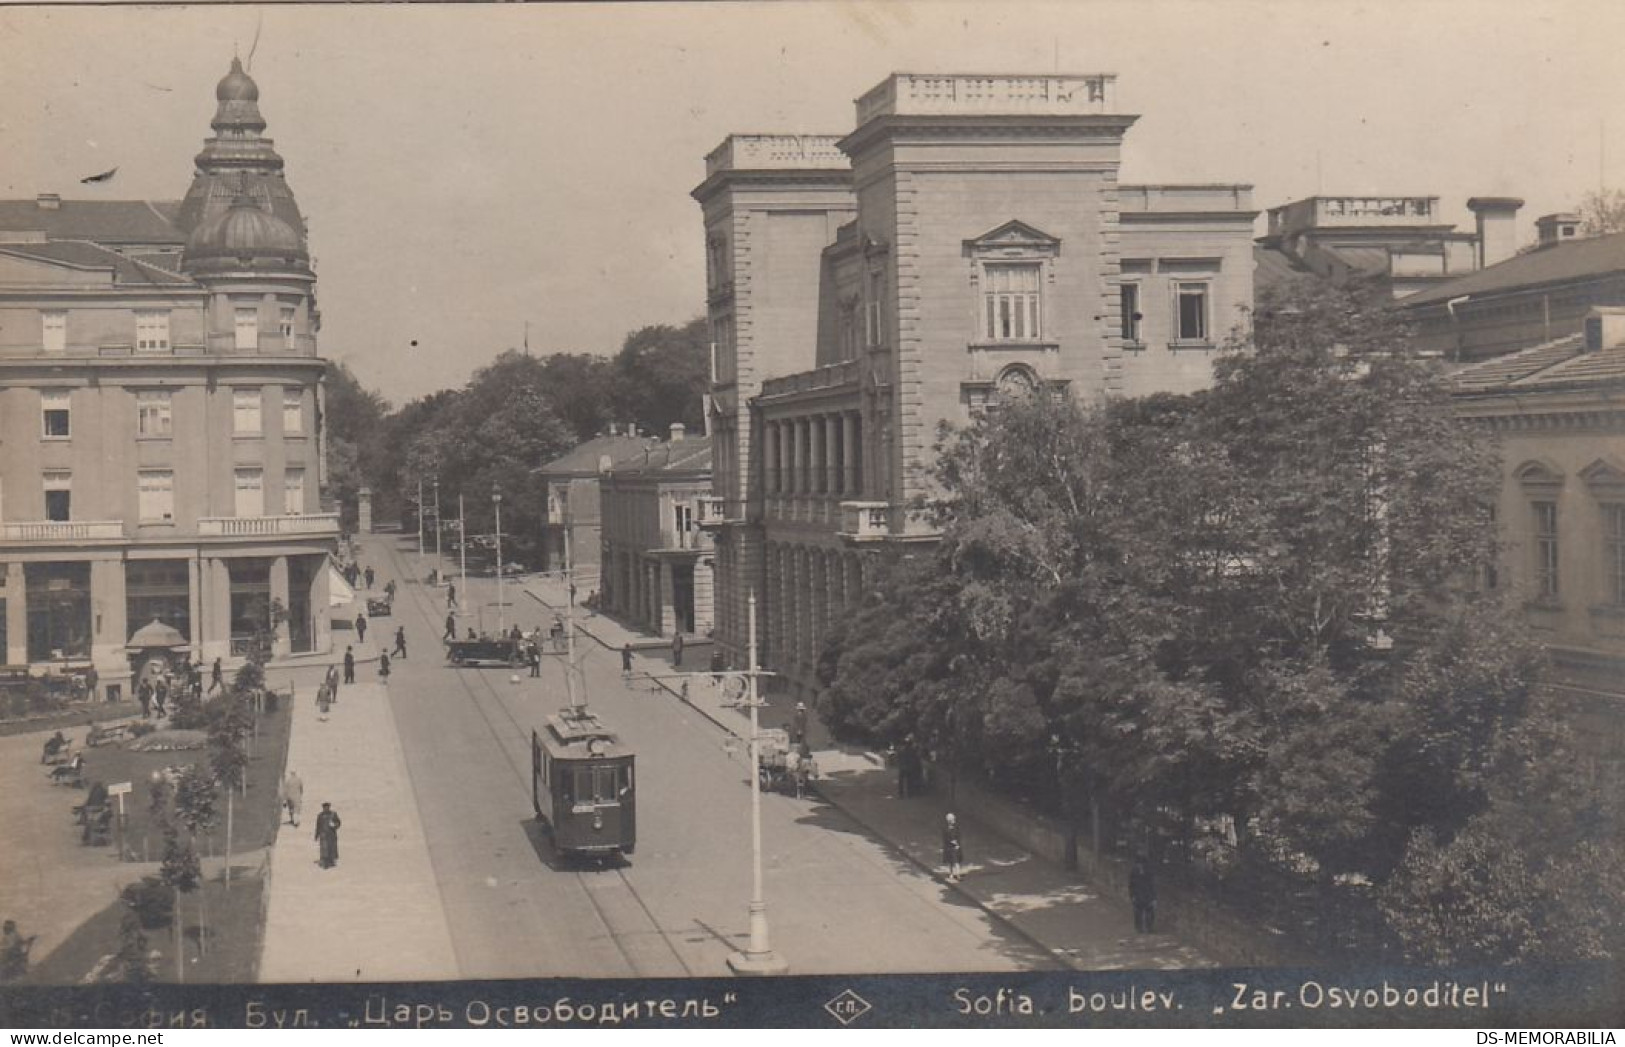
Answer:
[0,59,335,697]
[694,74,1255,692]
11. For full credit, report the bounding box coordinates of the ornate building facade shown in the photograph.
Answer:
[0,58,335,697]
[694,73,1256,692]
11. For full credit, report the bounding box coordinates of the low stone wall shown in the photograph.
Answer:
[949,776,1315,967]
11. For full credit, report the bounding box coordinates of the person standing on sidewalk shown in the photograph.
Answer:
[209,657,224,695]
[447,583,457,610]
[1130,859,1157,933]
[671,631,684,669]
[621,642,634,678]
[443,612,456,642]
[343,646,356,685]
[393,626,408,660]
[325,665,339,704]
[942,813,965,882]
[364,566,375,590]
[281,771,304,827]
[354,612,368,646]
[529,643,542,678]
[378,651,391,682]
[315,803,342,869]
[568,581,578,606]
[791,702,809,753]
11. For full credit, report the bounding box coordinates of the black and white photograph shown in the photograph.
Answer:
[0,0,1620,1031]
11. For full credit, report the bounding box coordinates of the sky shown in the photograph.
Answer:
[3,0,1623,404]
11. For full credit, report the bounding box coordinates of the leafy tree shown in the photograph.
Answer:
[115,913,154,985]
[1579,187,1625,236]
[610,319,709,436]
[321,361,392,529]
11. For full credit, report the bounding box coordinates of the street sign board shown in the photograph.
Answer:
[107,781,133,797]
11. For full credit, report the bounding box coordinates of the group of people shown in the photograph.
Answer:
[280,772,341,870]
[339,559,371,592]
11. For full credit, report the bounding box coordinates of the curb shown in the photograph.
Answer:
[518,578,1081,973]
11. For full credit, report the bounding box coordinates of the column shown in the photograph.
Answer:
[270,555,291,657]
[764,423,778,495]
[4,562,27,666]
[90,556,129,697]
[825,415,840,496]
[810,417,826,495]
[205,557,231,662]
[186,556,203,657]
[311,554,332,654]
[787,420,801,496]
[843,413,858,497]
[659,562,676,636]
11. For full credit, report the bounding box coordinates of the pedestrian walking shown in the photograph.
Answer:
[568,581,577,606]
[354,612,367,645]
[281,771,304,827]
[621,642,633,678]
[315,803,342,869]
[325,665,339,703]
[528,643,542,678]
[671,631,684,669]
[385,579,397,600]
[942,812,964,882]
[364,566,375,590]
[136,680,152,719]
[343,646,356,685]
[209,657,224,695]
[378,651,391,681]
[444,612,456,642]
[447,583,457,610]
[1129,858,1157,934]
[393,626,407,659]
[317,682,332,721]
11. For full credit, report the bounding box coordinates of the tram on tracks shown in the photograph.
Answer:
[531,707,636,860]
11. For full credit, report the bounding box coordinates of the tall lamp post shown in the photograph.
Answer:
[727,590,787,975]
[433,481,443,578]
[492,485,505,635]
[458,493,468,607]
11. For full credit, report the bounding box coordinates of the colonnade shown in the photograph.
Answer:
[761,411,863,500]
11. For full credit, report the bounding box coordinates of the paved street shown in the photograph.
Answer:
[259,535,1060,980]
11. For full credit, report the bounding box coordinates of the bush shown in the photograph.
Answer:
[263,689,279,715]
[114,913,153,985]
[120,876,174,929]
[127,722,156,739]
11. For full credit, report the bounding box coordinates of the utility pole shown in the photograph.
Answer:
[458,493,468,606]
[727,591,787,975]
[416,478,425,568]
[433,481,443,576]
[493,486,505,635]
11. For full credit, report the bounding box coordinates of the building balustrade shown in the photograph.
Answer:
[760,359,859,399]
[857,73,1117,124]
[696,494,745,528]
[837,501,890,542]
[2,520,124,542]
[197,512,340,537]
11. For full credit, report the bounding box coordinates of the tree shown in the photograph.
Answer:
[169,764,216,962]
[611,319,709,436]
[1579,187,1625,236]
[321,361,392,529]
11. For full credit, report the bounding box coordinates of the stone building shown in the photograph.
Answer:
[694,73,1257,692]
[536,431,653,584]
[0,58,335,697]
[599,428,715,638]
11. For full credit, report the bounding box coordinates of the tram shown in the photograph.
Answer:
[531,707,636,860]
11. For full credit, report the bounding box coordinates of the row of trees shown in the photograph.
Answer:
[817,277,1623,964]
[323,319,709,550]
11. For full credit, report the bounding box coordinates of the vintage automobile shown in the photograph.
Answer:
[445,637,524,668]
[365,595,393,617]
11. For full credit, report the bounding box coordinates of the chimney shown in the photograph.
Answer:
[1535,212,1582,249]
[669,422,686,442]
[1466,196,1523,268]
[36,193,60,210]
[1583,307,1625,353]
[607,422,618,436]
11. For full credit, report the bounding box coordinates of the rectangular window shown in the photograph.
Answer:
[135,310,171,352]
[233,388,262,434]
[1175,282,1210,342]
[234,307,258,351]
[284,468,305,515]
[234,467,264,518]
[43,471,71,522]
[1533,500,1559,599]
[42,311,66,354]
[279,306,296,342]
[1607,504,1625,607]
[138,470,174,522]
[1120,283,1141,343]
[41,389,70,438]
[136,390,173,437]
[282,389,303,435]
[984,264,1042,341]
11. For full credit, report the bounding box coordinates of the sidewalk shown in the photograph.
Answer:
[258,619,457,983]
[512,571,1213,971]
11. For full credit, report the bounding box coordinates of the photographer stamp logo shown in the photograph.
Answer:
[824,989,873,1026]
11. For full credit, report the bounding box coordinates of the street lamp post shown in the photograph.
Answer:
[727,590,788,975]
[458,493,468,606]
[417,478,425,566]
[492,486,505,635]
[433,481,443,577]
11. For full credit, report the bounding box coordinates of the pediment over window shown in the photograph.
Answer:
[1514,459,1565,492]
[964,220,1062,256]
[1580,458,1625,497]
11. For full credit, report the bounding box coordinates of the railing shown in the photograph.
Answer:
[856,74,1117,125]
[197,513,340,538]
[760,359,859,399]
[695,495,744,528]
[2,520,123,542]
[704,134,848,176]
[837,501,890,542]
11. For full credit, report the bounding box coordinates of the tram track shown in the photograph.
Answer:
[376,541,695,978]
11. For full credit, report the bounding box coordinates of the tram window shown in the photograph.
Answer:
[620,764,633,796]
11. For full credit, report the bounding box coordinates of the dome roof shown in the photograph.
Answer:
[216,57,259,102]
[128,619,188,649]
[183,192,308,270]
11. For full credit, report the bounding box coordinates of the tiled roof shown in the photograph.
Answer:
[0,199,184,243]
[1407,231,1625,305]
[1321,245,1391,274]
[613,436,714,477]
[536,434,654,477]
[1450,333,1625,393]
[0,240,196,287]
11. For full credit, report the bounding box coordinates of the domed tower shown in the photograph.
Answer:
[176,57,308,242]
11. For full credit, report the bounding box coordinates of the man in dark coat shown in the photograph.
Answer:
[791,702,809,752]
[1129,859,1157,933]
[393,626,407,660]
[354,612,367,645]
[447,583,457,610]
[315,803,341,868]
[942,812,964,882]
[378,651,391,681]
[342,646,356,685]
[444,612,456,642]
[364,566,375,590]
[209,657,224,695]
[621,642,633,677]
[671,631,684,668]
